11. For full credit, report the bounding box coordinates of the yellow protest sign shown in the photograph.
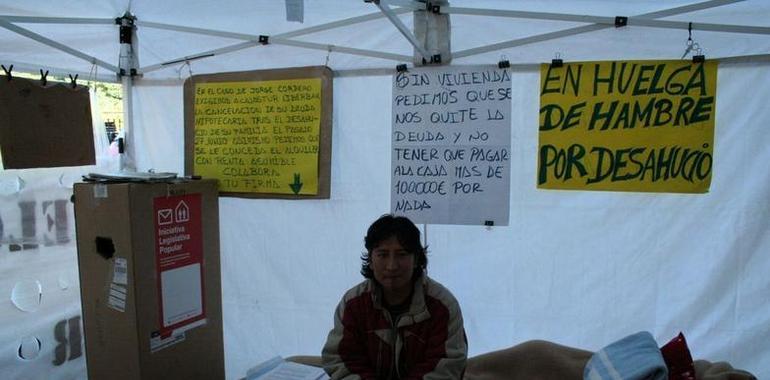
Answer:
[184,67,332,198]
[538,60,717,193]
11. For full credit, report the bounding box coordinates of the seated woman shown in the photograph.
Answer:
[321,214,467,379]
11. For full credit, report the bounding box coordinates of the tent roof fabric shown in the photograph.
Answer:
[1,1,769,380]
[1,0,769,81]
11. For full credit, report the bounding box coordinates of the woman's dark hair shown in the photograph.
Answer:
[360,214,428,279]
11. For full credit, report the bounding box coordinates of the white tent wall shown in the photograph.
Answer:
[128,63,770,379]
[1,1,769,379]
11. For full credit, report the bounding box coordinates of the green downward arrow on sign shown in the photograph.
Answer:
[289,173,303,194]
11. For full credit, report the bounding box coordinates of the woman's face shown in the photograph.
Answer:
[369,236,415,302]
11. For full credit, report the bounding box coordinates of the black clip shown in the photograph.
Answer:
[396,63,408,73]
[120,25,132,44]
[258,35,269,45]
[692,55,705,63]
[116,14,136,44]
[615,16,628,27]
[551,58,563,68]
[484,220,494,227]
[498,59,510,69]
[117,137,125,154]
[39,70,49,86]
[426,2,440,13]
[119,68,138,77]
[421,54,442,65]
[1,64,12,81]
[69,74,78,89]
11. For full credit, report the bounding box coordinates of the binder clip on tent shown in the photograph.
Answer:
[69,74,79,89]
[551,52,564,68]
[498,55,510,69]
[39,70,49,86]
[682,22,705,63]
[1,64,12,81]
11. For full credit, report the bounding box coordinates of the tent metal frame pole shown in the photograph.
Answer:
[138,52,770,82]
[274,8,411,39]
[141,38,411,74]
[630,0,743,17]
[121,75,135,171]
[0,16,114,25]
[271,37,412,61]
[380,0,423,10]
[629,19,770,35]
[141,41,257,73]
[0,17,120,74]
[444,5,768,35]
[453,24,606,59]
[137,9,410,41]
[139,8,414,73]
[453,0,745,59]
[118,14,139,172]
[136,21,258,40]
[375,2,432,60]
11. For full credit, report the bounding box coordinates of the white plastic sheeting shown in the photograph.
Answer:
[0,169,86,380]
[0,90,115,380]
[1,1,769,379]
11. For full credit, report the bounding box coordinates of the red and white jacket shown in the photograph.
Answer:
[322,276,467,380]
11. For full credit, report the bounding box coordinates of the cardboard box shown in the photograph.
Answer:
[74,179,224,380]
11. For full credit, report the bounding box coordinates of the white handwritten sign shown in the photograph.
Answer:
[391,65,511,225]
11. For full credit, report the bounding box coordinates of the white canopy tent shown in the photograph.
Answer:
[0,1,768,379]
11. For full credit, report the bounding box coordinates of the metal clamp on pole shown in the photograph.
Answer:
[258,35,270,45]
[116,13,138,77]
[615,16,628,27]
[115,14,136,44]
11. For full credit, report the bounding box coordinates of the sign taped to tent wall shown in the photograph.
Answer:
[538,60,717,193]
[391,65,512,225]
[184,66,332,199]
